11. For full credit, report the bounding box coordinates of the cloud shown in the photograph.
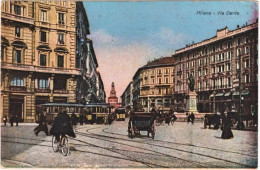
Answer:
[89,30,158,101]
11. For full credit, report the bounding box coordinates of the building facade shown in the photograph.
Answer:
[173,20,258,115]
[1,1,104,122]
[139,57,175,112]
[121,81,133,108]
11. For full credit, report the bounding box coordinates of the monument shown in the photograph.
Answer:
[186,74,199,114]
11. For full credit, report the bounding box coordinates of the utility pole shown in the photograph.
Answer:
[237,52,245,129]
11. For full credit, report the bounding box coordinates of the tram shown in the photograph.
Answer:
[115,107,126,121]
[40,102,114,124]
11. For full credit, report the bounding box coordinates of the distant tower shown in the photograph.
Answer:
[108,82,121,109]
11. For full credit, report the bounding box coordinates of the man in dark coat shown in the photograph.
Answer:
[15,114,19,126]
[50,110,76,142]
[71,112,77,128]
[79,113,84,125]
[187,112,190,124]
[221,113,234,139]
[34,112,49,136]
[190,112,195,124]
[10,114,14,126]
[3,115,7,126]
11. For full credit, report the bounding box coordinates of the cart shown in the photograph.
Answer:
[128,112,155,139]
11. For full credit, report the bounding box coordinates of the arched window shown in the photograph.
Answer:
[11,76,24,86]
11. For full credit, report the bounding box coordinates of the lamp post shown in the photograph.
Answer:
[213,91,216,114]
[237,52,245,129]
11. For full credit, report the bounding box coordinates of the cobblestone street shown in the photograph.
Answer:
[1,119,257,168]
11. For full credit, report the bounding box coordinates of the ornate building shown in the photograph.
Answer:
[1,1,105,122]
[130,57,175,111]
[173,20,258,114]
[108,82,121,109]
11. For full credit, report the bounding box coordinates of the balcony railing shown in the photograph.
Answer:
[54,89,67,94]
[35,89,51,93]
[9,86,26,92]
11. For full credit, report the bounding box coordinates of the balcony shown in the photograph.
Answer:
[35,89,51,93]
[9,86,26,92]
[1,12,34,25]
[54,89,67,94]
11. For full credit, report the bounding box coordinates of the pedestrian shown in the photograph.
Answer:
[190,112,195,124]
[15,114,19,126]
[71,112,77,128]
[187,112,190,124]
[34,112,49,136]
[10,114,14,126]
[3,115,7,126]
[221,113,234,139]
[79,113,84,125]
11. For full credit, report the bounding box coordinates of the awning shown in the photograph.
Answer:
[242,91,250,96]
[36,45,52,52]
[215,93,224,97]
[11,41,27,49]
[233,91,240,96]
[224,92,231,96]
[209,94,214,98]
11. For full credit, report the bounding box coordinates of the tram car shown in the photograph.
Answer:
[84,103,114,124]
[40,103,114,125]
[115,107,126,121]
[40,103,84,124]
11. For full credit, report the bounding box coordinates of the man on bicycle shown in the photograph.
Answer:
[50,110,76,143]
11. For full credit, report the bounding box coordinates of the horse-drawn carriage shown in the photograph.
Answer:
[128,112,155,139]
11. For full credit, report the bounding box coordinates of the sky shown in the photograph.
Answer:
[83,1,258,102]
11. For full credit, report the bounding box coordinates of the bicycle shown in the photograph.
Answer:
[52,134,70,156]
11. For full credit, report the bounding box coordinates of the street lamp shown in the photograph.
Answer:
[237,52,245,129]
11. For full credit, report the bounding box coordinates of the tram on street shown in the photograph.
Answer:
[115,107,126,121]
[40,102,114,124]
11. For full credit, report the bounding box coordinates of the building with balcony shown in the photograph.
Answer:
[130,57,175,111]
[173,20,258,115]
[1,1,104,122]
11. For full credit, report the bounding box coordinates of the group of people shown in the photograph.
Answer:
[2,114,20,126]
[187,112,195,124]
[33,110,76,141]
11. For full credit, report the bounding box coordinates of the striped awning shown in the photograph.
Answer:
[224,92,231,96]
[215,93,224,97]
[242,91,250,96]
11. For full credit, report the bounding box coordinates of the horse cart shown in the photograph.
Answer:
[128,112,155,139]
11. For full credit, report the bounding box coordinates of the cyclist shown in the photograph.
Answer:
[50,110,76,143]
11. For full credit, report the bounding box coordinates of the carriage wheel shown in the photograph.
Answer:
[151,123,155,139]
[52,136,59,152]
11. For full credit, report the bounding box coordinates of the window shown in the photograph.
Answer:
[13,50,21,63]
[237,38,241,45]
[58,33,64,44]
[236,61,240,70]
[158,78,161,84]
[245,47,249,55]
[39,79,49,89]
[58,55,64,67]
[41,10,47,22]
[212,55,215,63]
[227,77,231,87]
[11,76,24,86]
[226,63,231,71]
[15,26,20,37]
[212,66,215,73]
[165,77,169,84]
[237,48,241,57]
[40,31,47,42]
[158,89,161,94]
[14,5,21,15]
[246,37,249,43]
[1,46,4,61]
[58,13,65,24]
[227,51,231,60]
[245,59,250,68]
[245,74,250,83]
[228,41,232,48]
[204,68,207,75]
[40,54,46,66]
[199,70,201,76]
[157,69,161,75]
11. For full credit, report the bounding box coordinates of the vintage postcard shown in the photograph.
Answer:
[1,0,258,168]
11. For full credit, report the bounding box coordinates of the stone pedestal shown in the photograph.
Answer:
[185,91,198,114]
